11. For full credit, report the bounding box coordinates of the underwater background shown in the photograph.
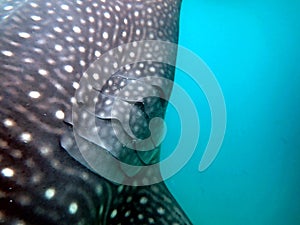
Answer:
[161,0,300,225]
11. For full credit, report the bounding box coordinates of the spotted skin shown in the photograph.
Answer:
[0,0,192,224]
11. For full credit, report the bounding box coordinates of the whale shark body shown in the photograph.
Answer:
[0,0,192,224]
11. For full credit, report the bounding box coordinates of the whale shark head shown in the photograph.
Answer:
[0,0,192,224]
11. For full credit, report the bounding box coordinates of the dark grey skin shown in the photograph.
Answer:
[0,0,192,224]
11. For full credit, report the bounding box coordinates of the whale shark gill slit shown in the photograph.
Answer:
[0,0,192,224]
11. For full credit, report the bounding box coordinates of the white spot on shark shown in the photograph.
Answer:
[140,196,148,204]
[3,118,15,127]
[54,26,63,33]
[54,44,63,51]
[72,82,80,89]
[38,69,49,76]
[4,5,14,11]
[102,32,109,39]
[64,65,74,73]
[18,32,31,39]
[1,168,14,177]
[72,26,81,34]
[55,110,65,120]
[28,91,41,99]
[157,207,165,215]
[1,50,13,57]
[61,4,70,11]
[20,132,32,143]
[110,209,117,218]
[104,12,110,19]
[95,50,101,57]
[125,210,131,217]
[31,15,42,21]
[69,202,78,214]
[45,188,56,199]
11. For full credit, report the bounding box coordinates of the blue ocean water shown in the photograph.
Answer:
[161,1,300,225]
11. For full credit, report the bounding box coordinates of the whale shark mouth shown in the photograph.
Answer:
[0,0,193,224]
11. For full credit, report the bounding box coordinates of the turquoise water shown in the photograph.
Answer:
[162,1,300,225]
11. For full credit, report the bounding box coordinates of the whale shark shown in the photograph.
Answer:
[0,0,192,224]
